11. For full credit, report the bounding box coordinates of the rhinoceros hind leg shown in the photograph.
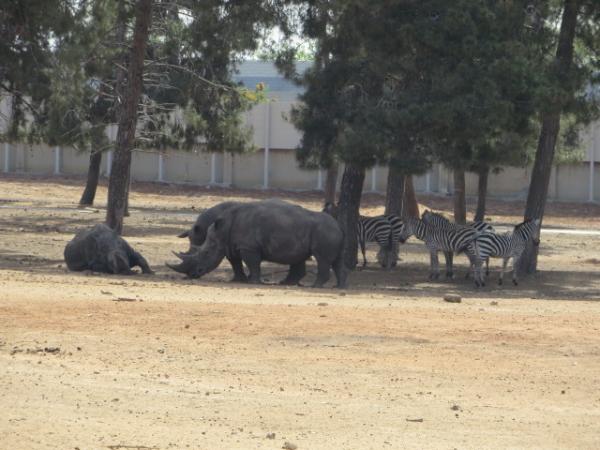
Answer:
[312,259,331,288]
[333,257,347,289]
[280,261,306,285]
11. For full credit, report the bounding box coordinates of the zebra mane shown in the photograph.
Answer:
[421,209,450,222]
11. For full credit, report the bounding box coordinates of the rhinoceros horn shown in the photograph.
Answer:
[165,252,198,276]
[177,230,189,238]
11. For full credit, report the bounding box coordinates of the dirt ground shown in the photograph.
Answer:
[1,175,600,450]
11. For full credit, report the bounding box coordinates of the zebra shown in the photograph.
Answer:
[323,202,401,267]
[356,214,394,267]
[376,213,405,268]
[472,218,541,287]
[420,210,495,277]
[398,216,479,280]
[421,210,495,234]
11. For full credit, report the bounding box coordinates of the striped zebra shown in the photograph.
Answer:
[376,213,405,269]
[421,210,494,277]
[399,216,479,280]
[472,218,541,287]
[323,203,403,267]
[356,214,395,267]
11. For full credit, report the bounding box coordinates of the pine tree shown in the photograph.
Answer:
[519,0,600,273]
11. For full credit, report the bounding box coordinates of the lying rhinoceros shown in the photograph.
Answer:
[64,224,153,275]
[167,200,346,288]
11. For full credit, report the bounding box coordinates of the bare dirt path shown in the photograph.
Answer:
[1,175,600,449]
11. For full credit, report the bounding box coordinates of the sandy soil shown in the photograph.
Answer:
[1,175,600,450]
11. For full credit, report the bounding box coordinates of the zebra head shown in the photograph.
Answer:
[515,218,541,246]
[398,216,422,242]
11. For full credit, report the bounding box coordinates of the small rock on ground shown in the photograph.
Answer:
[443,294,462,303]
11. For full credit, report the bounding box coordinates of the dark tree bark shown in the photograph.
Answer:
[519,0,579,274]
[106,0,152,233]
[384,165,405,216]
[453,168,467,225]
[403,175,420,218]
[79,150,103,206]
[324,164,338,205]
[379,165,406,268]
[337,164,366,270]
[474,166,489,222]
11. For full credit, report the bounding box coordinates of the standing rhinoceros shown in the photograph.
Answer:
[167,200,346,288]
[64,224,153,275]
[178,201,241,246]
[176,201,247,281]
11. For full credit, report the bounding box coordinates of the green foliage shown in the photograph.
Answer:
[0,0,77,141]
[284,0,599,178]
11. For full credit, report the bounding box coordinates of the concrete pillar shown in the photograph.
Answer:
[370,166,377,192]
[106,150,113,177]
[54,146,62,175]
[210,153,217,184]
[3,142,9,173]
[158,153,165,182]
[263,103,271,189]
[590,123,596,203]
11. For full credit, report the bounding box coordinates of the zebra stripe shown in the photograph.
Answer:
[357,215,392,267]
[420,210,494,277]
[400,216,479,280]
[472,218,541,286]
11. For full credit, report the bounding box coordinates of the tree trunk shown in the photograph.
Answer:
[384,164,405,216]
[474,166,489,222]
[106,0,152,234]
[403,175,420,218]
[79,150,103,206]
[124,169,131,217]
[380,165,406,268]
[453,168,466,225]
[519,0,579,274]
[324,164,338,205]
[337,164,366,270]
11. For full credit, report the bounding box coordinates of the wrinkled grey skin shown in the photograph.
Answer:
[168,200,346,288]
[177,201,246,281]
[178,201,241,246]
[64,224,153,275]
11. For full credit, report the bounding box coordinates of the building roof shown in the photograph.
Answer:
[233,60,312,102]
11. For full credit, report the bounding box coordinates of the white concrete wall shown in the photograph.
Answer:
[1,92,599,202]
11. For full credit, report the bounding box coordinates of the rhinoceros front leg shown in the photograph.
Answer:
[131,251,154,274]
[227,256,248,283]
[241,250,262,284]
[107,251,134,275]
[280,261,306,285]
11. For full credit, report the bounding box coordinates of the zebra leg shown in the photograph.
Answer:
[444,251,454,279]
[429,250,440,280]
[485,257,490,276]
[472,258,483,287]
[512,257,519,286]
[360,239,367,268]
[498,257,509,285]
